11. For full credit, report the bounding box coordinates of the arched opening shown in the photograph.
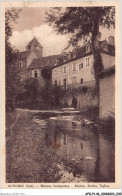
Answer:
[71,98,78,109]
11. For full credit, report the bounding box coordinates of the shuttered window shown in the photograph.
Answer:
[72,63,76,71]
[79,63,83,70]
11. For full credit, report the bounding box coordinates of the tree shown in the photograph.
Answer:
[46,7,115,83]
[51,85,64,107]
[5,8,21,111]
[41,67,52,80]
[23,77,40,104]
[41,67,52,88]
[40,85,64,109]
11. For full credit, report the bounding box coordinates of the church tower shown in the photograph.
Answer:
[26,37,43,57]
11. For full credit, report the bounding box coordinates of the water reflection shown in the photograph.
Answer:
[33,114,115,182]
[45,116,115,182]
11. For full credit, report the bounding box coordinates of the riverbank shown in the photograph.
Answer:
[6,110,62,183]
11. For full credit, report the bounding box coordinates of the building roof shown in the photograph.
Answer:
[20,37,115,69]
[27,54,61,69]
[19,51,31,59]
[51,41,115,69]
[52,51,93,69]
[27,37,43,48]
[98,65,115,78]
[19,49,43,60]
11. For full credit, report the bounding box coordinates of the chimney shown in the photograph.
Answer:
[108,36,114,45]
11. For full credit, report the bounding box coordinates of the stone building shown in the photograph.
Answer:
[18,36,115,115]
[18,37,43,81]
[18,37,61,86]
[51,36,115,109]
[26,54,61,86]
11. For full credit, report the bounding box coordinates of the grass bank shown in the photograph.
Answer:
[6,110,62,183]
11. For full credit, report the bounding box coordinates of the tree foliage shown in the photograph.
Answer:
[46,7,115,82]
[5,8,21,111]
[5,8,21,65]
[40,85,64,108]
[41,67,52,80]
[23,77,40,104]
[46,7,115,45]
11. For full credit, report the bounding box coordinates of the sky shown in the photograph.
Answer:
[10,7,115,57]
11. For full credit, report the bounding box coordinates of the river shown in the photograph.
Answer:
[32,113,115,183]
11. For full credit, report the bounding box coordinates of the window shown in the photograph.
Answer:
[86,44,91,53]
[63,56,67,62]
[68,52,72,60]
[19,61,23,67]
[79,63,83,70]
[80,78,83,84]
[32,70,39,78]
[54,69,60,76]
[72,76,76,84]
[54,80,57,86]
[63,65,67,74]
[59,80,61,86]
[73,50,76,58]
[57,69,60,75]
[72,63,76,71]
[86,57,90,67]
[34,71,38,78]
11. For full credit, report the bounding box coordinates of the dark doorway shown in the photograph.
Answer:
[72,98,78,109]
[63,78,67,90]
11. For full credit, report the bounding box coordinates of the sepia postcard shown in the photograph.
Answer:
[0,0,121,191]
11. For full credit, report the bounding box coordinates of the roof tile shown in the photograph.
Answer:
[27,54,61,69]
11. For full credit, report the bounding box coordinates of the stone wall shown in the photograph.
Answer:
[99,73,115,118]
[62,84,98,110]
[67,92,98,110]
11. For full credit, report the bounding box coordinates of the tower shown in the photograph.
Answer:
[26,37,43,57]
